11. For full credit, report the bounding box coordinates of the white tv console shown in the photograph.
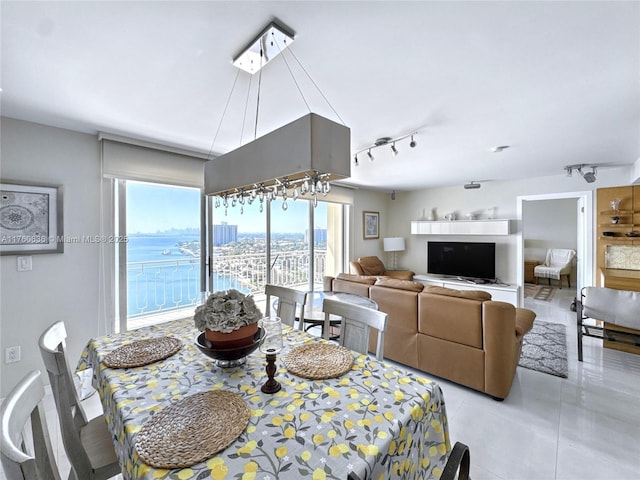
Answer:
[413,274,519,306]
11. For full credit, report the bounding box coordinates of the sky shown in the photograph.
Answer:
[126,181,327,234]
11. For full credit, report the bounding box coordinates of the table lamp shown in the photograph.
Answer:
[383,237,405,270]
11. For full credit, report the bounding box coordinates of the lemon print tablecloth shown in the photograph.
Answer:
[79,318,450,480]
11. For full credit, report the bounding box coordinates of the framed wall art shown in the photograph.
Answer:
[0,181,64,255]
[363,211,379,240]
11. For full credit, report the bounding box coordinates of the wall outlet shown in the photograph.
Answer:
[17,256,32,272]
[5,346,21,364]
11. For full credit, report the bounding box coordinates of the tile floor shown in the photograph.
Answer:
[3,287,639,479]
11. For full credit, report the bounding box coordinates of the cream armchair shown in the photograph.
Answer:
[534,248,576,288]
[349,256,414,280]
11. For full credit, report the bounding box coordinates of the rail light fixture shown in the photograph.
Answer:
[564,164,598,183]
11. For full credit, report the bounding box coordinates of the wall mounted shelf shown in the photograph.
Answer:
[410,219,510,236]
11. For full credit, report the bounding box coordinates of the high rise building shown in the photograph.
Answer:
[213,222,238,246]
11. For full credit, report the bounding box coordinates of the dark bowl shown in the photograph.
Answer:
[195,328,265,361]
[602,231,615,236]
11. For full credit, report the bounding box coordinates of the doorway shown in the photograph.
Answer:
[516,191,594,306]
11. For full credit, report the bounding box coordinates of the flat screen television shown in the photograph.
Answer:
[427,241,496,281]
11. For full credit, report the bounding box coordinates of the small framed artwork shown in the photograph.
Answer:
[0,181,64,255]
[363,211,379,240]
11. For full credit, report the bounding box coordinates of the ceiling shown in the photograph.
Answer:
[2,1,639,192]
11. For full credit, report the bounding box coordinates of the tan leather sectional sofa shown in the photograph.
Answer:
[323,274,536,400]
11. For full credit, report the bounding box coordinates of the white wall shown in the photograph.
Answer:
[382,168,633,285]
[524,198,578,261]
[1,117,104,397]
[350,189,390,265]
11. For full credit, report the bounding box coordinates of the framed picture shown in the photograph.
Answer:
[0,181,64,255]
[363,211,379,239]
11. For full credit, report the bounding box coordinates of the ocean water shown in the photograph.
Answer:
[126,234,244,317]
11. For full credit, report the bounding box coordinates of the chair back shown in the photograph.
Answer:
[322,298,388,360]
[546,249,575,268]
[38,321,93,477]
[0,370,62,480]
[582,286,640,330]
[265,284,307,329]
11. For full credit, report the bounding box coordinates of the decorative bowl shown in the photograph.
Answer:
[602,231,615,236]
[626,231,639,237]
[195,328,265,367]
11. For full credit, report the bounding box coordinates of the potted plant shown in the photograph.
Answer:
[194,289,263,347]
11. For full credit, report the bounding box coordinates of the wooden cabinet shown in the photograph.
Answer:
[524,260,539,284]
[596,186,640,287]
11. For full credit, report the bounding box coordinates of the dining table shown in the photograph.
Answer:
[78,317,451,480]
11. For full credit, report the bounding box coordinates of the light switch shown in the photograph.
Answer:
[17,256,32,272]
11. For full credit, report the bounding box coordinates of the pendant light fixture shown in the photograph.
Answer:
[204,21,351,214]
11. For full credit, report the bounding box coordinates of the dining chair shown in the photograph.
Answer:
[322,298,388,360]
[38,321,121,480]
[265,284,307,330]
[1,370,62,480]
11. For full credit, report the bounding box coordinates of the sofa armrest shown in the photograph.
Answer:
[482,301,521,399]
[384,270,415,280]
[515,308,536,338]
[322,276,335,291]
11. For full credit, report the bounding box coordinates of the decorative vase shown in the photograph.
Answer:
[205,322,259,349]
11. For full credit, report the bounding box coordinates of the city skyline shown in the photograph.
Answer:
[127,181,328,234]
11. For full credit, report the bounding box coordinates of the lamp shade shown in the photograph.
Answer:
[383,237,405,252]
[204,113,351,197]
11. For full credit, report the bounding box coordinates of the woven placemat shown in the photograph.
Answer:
[103,337,182,368]
[284,343,354,380]
[135,390,250,469]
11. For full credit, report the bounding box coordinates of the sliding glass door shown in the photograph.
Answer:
[116,180,203,330]
[207,198,348,312]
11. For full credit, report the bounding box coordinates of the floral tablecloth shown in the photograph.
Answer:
[78,318,450,480]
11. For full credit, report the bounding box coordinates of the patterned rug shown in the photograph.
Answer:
[524,284,556,301]
[518,320,568,378]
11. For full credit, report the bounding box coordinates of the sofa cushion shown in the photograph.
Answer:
[422,285,492,301]
[358,256,386,276]
[419,293,484,348]
[374,278,424,292]
[336,273,378,285]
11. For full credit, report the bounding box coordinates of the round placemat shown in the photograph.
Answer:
[135,390,250,469]
[103,337,182,368]
[284,343,354,380]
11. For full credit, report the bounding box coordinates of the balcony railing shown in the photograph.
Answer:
[127,249,327,318]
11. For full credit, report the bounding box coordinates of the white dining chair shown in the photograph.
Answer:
[1,370,62,480]
[38,321,121,480]
[322,298,388,361]
[265,284,307,330]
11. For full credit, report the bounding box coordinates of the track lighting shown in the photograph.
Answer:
[353,154,359,167]
[464,181,481,190]
[582,167,597,183]
[353,131,419,165]
[564,164,598,183]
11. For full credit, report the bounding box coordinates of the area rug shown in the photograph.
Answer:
[518,320,568,378]
[524,284,556,301]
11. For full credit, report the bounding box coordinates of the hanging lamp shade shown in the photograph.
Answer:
[204,113,350,197]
